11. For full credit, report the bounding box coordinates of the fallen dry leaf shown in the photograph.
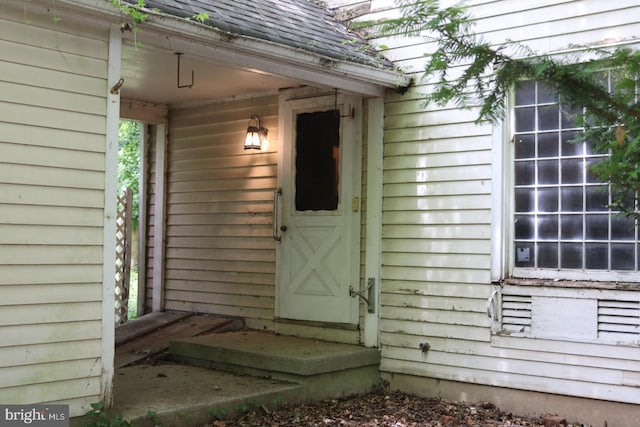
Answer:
[205,390,563,427]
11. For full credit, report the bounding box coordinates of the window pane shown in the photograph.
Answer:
[516,80,535,105]
[561,187,583,212]
[538,84,558,103]
[585,137,602,155]
[611,244,634,270]
[611,216,636,240]
[515,134,535,159]
[561,130,583,156]
[561,158,584,184]
[515,107,535,132]
[586,157,604,183]
[560,243,583,268]
[538,132,559,157]
[515,243,534,267]
[537,242,558,268]
[538,160,559,185]
[611,188,635,212]
[295,110,340,211]
[561,105,581,129]
[585,243,608,270]
[538,104,560,130]
[561,214,583,239]
[585,214,609,240]
[585,185,609,212]
[515,215,535,239]
[515,160,535,185]
[515,188,535,212]
[538,215,558,239]
[538,187,559,212]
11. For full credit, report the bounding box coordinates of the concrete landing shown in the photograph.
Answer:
[74,363,303,427]
[170,330,382,402]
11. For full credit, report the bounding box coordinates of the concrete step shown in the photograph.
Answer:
[73,364,304,427]
[170,330,381,402]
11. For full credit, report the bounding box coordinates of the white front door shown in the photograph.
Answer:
[276,93,361,324]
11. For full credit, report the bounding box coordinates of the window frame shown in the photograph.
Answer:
[492,80,640,285]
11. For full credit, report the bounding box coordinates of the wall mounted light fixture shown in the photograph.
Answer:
[244,114,268,150]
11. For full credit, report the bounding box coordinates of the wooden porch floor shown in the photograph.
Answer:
[114,311,245,368]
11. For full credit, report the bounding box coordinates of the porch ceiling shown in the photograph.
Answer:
[120,41,301,106]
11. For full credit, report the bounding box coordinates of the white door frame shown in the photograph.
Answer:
[363,97,384,347]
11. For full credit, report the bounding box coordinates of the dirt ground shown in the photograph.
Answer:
[208,390,563,427]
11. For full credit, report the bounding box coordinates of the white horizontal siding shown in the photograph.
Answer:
[0,3,108,416]
[382,333,640,404]
[2,320,101,348]
[345,0,640,406]
[163,97,278,328]
[0,378,101,408]
[0,122,105,152]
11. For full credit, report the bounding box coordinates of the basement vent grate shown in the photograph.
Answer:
[598,299,640,340]
[501,294,532,335]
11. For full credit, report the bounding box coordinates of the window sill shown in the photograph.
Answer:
[504,277,640,291]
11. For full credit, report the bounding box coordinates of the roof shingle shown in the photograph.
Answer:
[141,0,392,68]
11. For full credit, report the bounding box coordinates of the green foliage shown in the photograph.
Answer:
[84,402,136,427]
[208,407,229,421]
[190,12,210,23]
[111,0,148,24]
[145,410,161,427]
[382,0,640,218]
[118,120,141,229]
[236,398,259,414]
[21,0,61,24]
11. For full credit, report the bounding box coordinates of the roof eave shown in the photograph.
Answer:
[60,0,409,97]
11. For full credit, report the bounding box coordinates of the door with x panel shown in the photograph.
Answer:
[275,94,361,324]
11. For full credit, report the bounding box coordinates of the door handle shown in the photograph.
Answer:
[273,187,283,242]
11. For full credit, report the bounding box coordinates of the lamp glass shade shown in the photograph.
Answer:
[244,125,262,150]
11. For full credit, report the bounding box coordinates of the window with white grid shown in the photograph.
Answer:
[512,78,639,274]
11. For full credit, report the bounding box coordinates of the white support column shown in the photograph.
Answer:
[152,124,168,312]
[101,24,121,408]
[363,97,384,348]
[136,125,148,316]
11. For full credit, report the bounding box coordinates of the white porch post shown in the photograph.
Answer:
[137,124,148,316]
[363,97,384,347]
[101,23,121,407]
[152,124,168,312]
